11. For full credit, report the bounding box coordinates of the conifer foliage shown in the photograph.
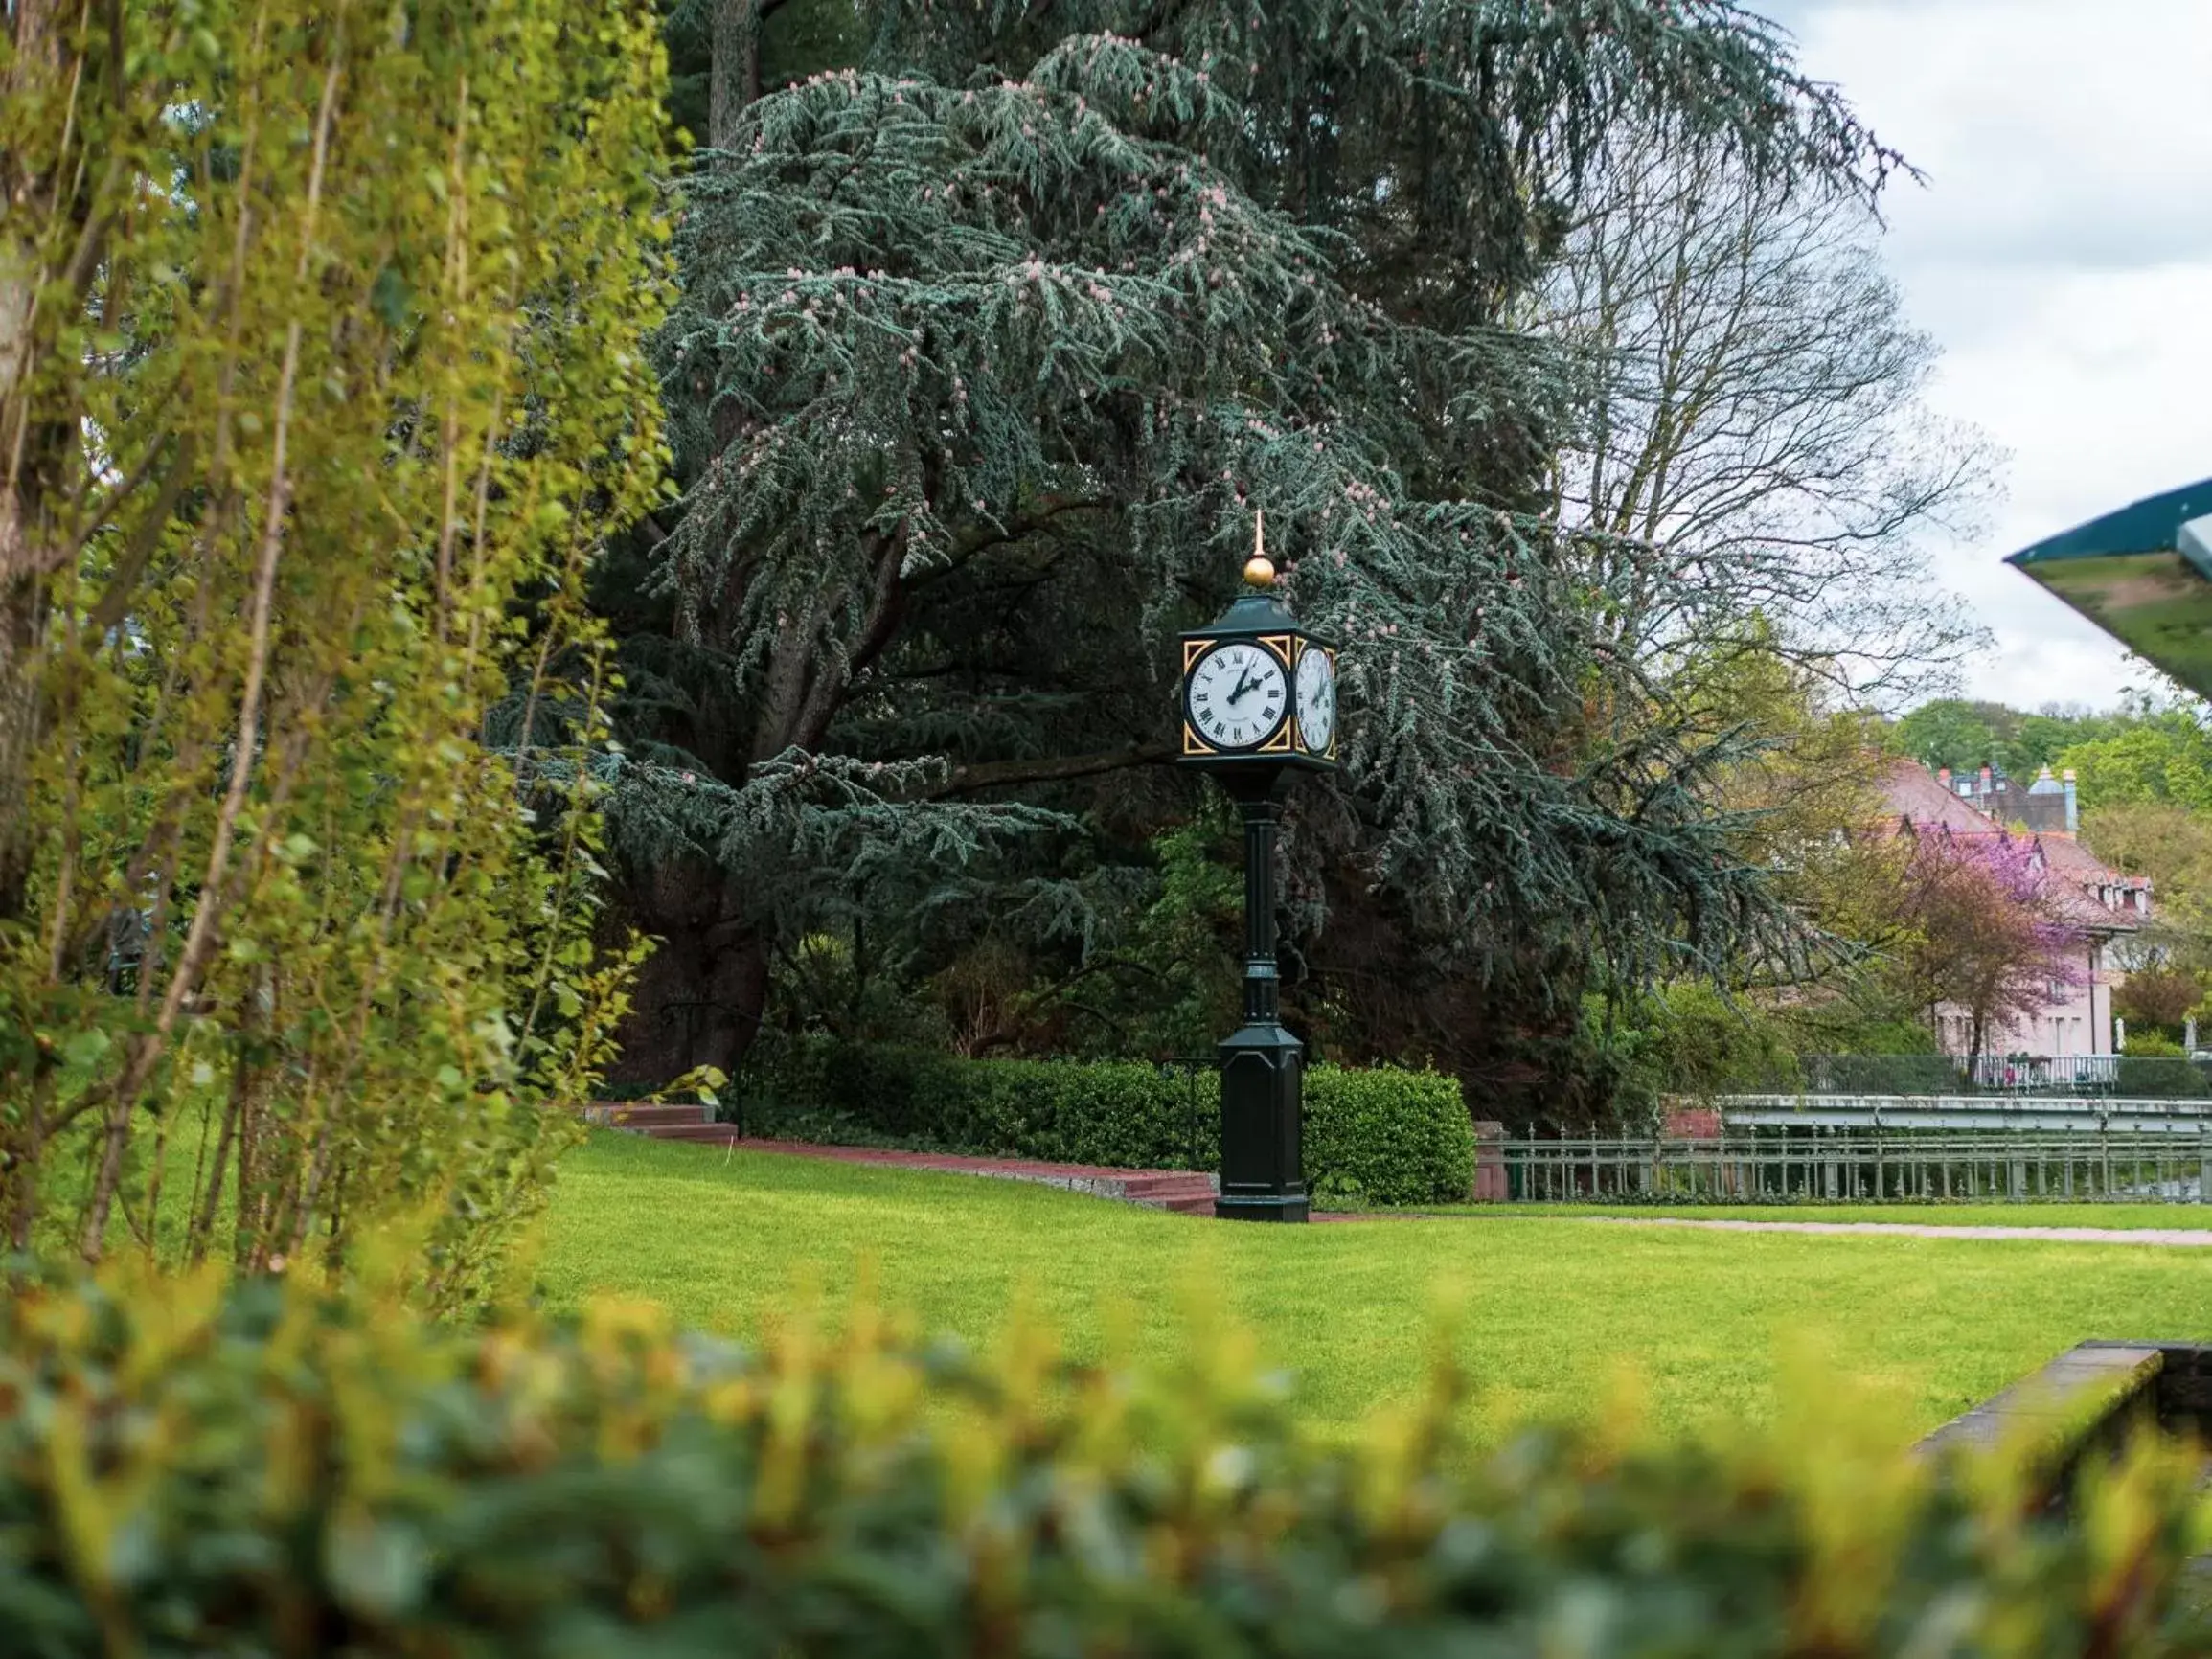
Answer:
[612,0,1897,1090]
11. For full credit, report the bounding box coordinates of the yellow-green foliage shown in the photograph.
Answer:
[0,1262,2205,1655]
[0,0,672,1296]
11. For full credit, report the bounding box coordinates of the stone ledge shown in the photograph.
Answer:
[1915,1342,2171,1494]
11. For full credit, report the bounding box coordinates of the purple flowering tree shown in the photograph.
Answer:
[1902,829,2089,1057]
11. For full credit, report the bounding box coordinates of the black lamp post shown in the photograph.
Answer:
[1177,516,1338,1221]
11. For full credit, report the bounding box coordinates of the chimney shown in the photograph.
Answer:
[1937,766,1951,789]
[1978,764,1993,797]
[2063,767,2078,832]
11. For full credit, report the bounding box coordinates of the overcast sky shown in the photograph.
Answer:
[1765,0,2212,711]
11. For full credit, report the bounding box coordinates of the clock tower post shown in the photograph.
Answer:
[1177,517,1338,1222]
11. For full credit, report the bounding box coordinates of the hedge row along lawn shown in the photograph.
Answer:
[538,1132,2212,1443]
[730,1038,1476,1206]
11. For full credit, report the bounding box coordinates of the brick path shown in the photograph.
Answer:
[1579,1216,2212,1247]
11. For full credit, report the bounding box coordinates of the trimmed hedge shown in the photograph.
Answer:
[1302,1063,1473,1210]
[1800,1053,1964,1096]
[2115,1055,2212,1098]
[0,1267,2206,1655]
[733,1038,1476,1205]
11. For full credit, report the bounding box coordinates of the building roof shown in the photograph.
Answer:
[1877,759,2148,934]
[2041,834,2147,931]
[1878,759,1994,834]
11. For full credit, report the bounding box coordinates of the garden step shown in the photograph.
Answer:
[1154,1191,1222,1216]
[585,1102,710,1129]
[635,1123,746,1143]
[1117,1174,1218,1200]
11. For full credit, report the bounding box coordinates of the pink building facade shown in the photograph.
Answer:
[1881,761,2149,1059]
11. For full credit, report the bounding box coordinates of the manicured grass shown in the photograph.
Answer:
[536,1132,2212,1444]
[1442,1202,2212,1229]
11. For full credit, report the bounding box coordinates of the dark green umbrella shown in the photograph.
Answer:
[2007,476,2212,698]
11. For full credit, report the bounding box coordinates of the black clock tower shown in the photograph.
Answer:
[1177,517,1337,1221]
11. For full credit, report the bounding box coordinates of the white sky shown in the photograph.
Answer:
[1769,0,2212,710]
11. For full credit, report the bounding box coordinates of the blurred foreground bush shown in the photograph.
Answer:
[0,1265,2205,1655]
[732,1037,1475,1205]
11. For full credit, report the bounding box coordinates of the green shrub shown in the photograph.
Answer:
[0,0,673,1295]
[2115,1053,2212,1098]
[0,1266,2205,1656]
[1802,1053,1966,1095]
[1303,1065,1475,1208]
[733,1039,1475,1204]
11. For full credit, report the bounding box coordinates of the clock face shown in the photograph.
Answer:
[1295,646,1335,753]
[1186,641,1288,749]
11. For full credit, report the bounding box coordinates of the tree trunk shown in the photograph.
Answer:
[1,1,71,928]
[605,867,772,1087]
[0,577,42,926]
[700,927,771,1080]
[707,0,757,151]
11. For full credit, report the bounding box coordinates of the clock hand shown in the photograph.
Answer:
[1226,668,1256,705]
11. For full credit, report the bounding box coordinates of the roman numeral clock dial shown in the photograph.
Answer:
[1187,641,1288,749]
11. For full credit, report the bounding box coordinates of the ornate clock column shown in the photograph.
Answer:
[1177,517,1338,1223]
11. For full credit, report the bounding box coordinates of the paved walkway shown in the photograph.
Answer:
[1580,1216,2212,1246]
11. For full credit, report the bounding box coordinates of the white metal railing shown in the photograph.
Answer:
[1503,1130,2212,1205]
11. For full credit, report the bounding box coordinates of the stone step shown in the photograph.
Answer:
[1153,1191,1220,1216]
[1116,1172,1208,1194]
[1118,1176,1215,1198]
[587,1102,710,1129]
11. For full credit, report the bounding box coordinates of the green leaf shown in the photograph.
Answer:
[324,1514,427,1619]
[370,264,413,329]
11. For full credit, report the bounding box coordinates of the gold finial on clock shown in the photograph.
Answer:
[1243,509,1277,588]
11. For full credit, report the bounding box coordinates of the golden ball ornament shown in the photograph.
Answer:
[1243,554,1277,587]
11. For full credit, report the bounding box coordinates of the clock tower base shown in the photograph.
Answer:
[1213,773,1310,1222]
[1216,1019,1309,1221]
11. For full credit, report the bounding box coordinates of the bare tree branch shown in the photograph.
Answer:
[1538,141,2001,708]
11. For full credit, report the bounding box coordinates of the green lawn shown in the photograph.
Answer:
[536,1132,2212,1445]
[1443,1202,2212,1229]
